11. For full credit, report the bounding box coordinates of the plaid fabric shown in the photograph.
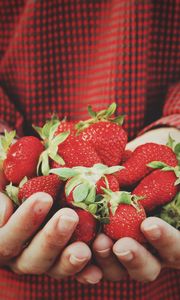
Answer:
[0,0,180,299]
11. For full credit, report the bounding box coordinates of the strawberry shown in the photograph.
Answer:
[6,174,62,205]
[57,135,102,168]
[115,143,178,187]
[76,103,127,166]
[71,208,97,244]
[121,149,133,164]
[3,136,44,184]
[102,189,146,243]
[133,162,180,212]
[55,120,76,136]
[53,119,102,169]
[51,164,122,209]
[96,174,119,194]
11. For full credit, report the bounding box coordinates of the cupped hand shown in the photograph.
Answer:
[89,127,180,283]
[0,191,96,281]
[92,217,180,282]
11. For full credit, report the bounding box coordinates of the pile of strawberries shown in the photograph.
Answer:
[0,103,180,244]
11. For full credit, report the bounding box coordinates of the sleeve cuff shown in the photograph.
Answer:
[139,114,180,136]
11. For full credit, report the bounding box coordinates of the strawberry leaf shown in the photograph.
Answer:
[166,134,175,149]
[49,153,65,165]
[37,151,50,175]
[88,105,97,118]
[19,176,28,188]
[50,168,79,180]
[72,202,88,210]
[73,183,90,203]
[147,161,169,169]
[118,191,132,205]
[159,192,180,229]
[112,115,125,125]
[65,177,84,196]
[0,130,16,161]
[175,178,180,186]
[88,204,98,214]
[5,183,20,206]
[84,186,96,204]
[105,165,124,174]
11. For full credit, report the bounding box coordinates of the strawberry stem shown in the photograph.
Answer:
[75,102,125,133]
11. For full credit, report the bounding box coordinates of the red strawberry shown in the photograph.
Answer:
[133,169,180,212]
[66,174,120,206]
[57,135,102,168]
[71,208,97,244]
[51,164,122,208]
[53,120,102,168]
[96,174,119,194]
[76,103,127,166]
[3,136,44,184]
[102,190,146,243]
[115,143,178,187]
[121,149,133,164]
[103,202,146,243]
[55,120,76,136]
[18,175,62,203]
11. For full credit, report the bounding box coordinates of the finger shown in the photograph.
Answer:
[76,265,103,285]
[10,208,79,274]
[113,237,161,282]
[48,242,92,279]
[0,193,14,227]
[141,217,180,268]
[93,233,126,281]
[0,192,53,262]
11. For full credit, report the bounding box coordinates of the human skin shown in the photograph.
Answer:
[0,127,179,284]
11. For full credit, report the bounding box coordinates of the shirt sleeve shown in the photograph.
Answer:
[0,87,24,136]
[140,82,180,134]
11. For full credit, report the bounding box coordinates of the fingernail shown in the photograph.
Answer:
[69,255,88,266]
[58,215,78,233]
[86,278,101,284]
[0,199,6,226]
[96,248,111,258]
[143,224,161,240]
[114,250,133,261]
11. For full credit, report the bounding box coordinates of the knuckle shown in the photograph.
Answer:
[43,230,67,248]
[13,262,44,275]
[0,246,21,260]
[165,255,180,267]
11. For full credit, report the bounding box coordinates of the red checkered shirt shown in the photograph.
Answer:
[0,1,179,299]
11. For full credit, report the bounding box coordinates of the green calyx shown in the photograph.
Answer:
[0,130,16,163]
[75,102,125,133]
[147,161,180,186]
[5,176,28,206]
[101,188,143,217]
[166,135,180,165]
[159,192,180,230]
[50,163,123,220]
[33,117,70,176]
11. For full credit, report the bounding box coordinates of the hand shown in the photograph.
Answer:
[89,127,180,282]
[0,192,96,281]
[92,217,180,282]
